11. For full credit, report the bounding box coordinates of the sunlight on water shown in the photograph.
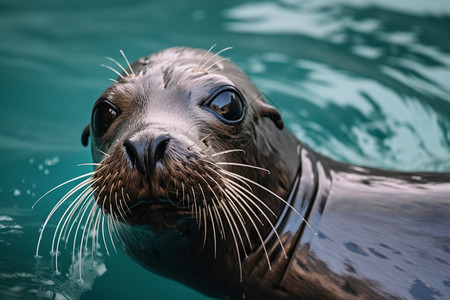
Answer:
[1,0,449,299]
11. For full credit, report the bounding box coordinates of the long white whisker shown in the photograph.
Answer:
[120,49,135,76]
[220,200,243,282]
[226,179,288,261]
[35,176,94,258]
[222,170,316,235]
[77,163,101,167]
[215,162,270,174]
[32,172,94,209]
[226,186,275,268]
[210,149,246,157]
[105,56,130,77]
[194,44,216,72]
[53,186,96,272]
[101,64,125,79]
[207,205,217,258]
[199,47,233,72]
[204,57,229,73]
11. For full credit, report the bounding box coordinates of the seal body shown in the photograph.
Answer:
[243,148,450,299]
[82,47,450,300]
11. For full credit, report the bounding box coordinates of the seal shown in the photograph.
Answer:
[80,47,450,300]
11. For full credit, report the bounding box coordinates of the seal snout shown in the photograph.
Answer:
[123,133,170,175]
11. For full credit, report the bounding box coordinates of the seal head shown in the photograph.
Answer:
[81,47,301,297]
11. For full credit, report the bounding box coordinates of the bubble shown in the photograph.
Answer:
[13,189,21,197]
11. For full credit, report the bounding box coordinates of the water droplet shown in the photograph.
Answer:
[13,189,21,197]
[29,158,35,164]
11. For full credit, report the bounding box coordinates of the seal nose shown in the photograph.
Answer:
[123,135,170,175]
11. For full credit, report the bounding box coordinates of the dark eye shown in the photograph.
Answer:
[204,88,245,123]
[92,100,120,136]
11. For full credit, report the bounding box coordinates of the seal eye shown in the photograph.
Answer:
[92,100,120,136]
[204,88,245,123]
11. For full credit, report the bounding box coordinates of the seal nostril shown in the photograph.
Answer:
[123,139,146,174]
[150,135,170,166]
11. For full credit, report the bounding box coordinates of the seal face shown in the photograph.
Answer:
[81,47,301,296]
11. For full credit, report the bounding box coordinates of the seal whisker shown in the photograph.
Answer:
[50,180,94,251]
[181,182,186,207]
[202,207,208,248]
[120,49,136,76]
[101,63,125,80]
[220,200,243,282]
[225,185,275,268]
[115,191,126,222]
[215,162,270,174]
[222,170,316,235]
[105,56,130,77]
[32,172,95,209]
[120,186,131,214]
[70,190,95,253]
[62,190,93,251]
[109,195,125,247]
[212,203,226,241]
[223,175,276,218]
[119,199,127,220]
[191,187,199,226]
[223,194,251,254]
[78,198,98,279]
[77,163,101,167]
[111,210,126,246]
[55,192,92,274]
[218,193,248,258]
[207,205,217,258]
[101,210,110,256]
[194,172,226,241]
[194,44,216,72]
[198,47,233,73]
[61,183,100,246]
[210,149,246,157]
[107,213,118,253]
[53,186,96,272]
[84,203,99,253]
[220,186,254,246]
[225,179,290,261]
[198,185,208,247]
[91,208,102,262]
[204,57,229,73]
[202,160,253,192]
[35,175,95,260]
[187,134,211,151]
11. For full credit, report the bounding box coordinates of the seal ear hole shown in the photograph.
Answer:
[258,103,284,130]
[92,100,121,136]
[202,86,246,124]
[81,124,90,147]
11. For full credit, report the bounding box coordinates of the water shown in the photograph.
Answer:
[1,0,449,299]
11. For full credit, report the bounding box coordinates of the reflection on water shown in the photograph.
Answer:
[1,0,449,299]
[225,0,450,171]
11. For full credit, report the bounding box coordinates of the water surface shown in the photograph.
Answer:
[1,0,450,299]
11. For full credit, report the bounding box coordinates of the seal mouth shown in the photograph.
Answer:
[122,197,192,228]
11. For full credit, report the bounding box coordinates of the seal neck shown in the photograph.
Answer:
[242,143,329,288]
[273,143,325,246]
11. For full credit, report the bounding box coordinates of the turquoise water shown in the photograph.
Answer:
[1,0,450,299]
